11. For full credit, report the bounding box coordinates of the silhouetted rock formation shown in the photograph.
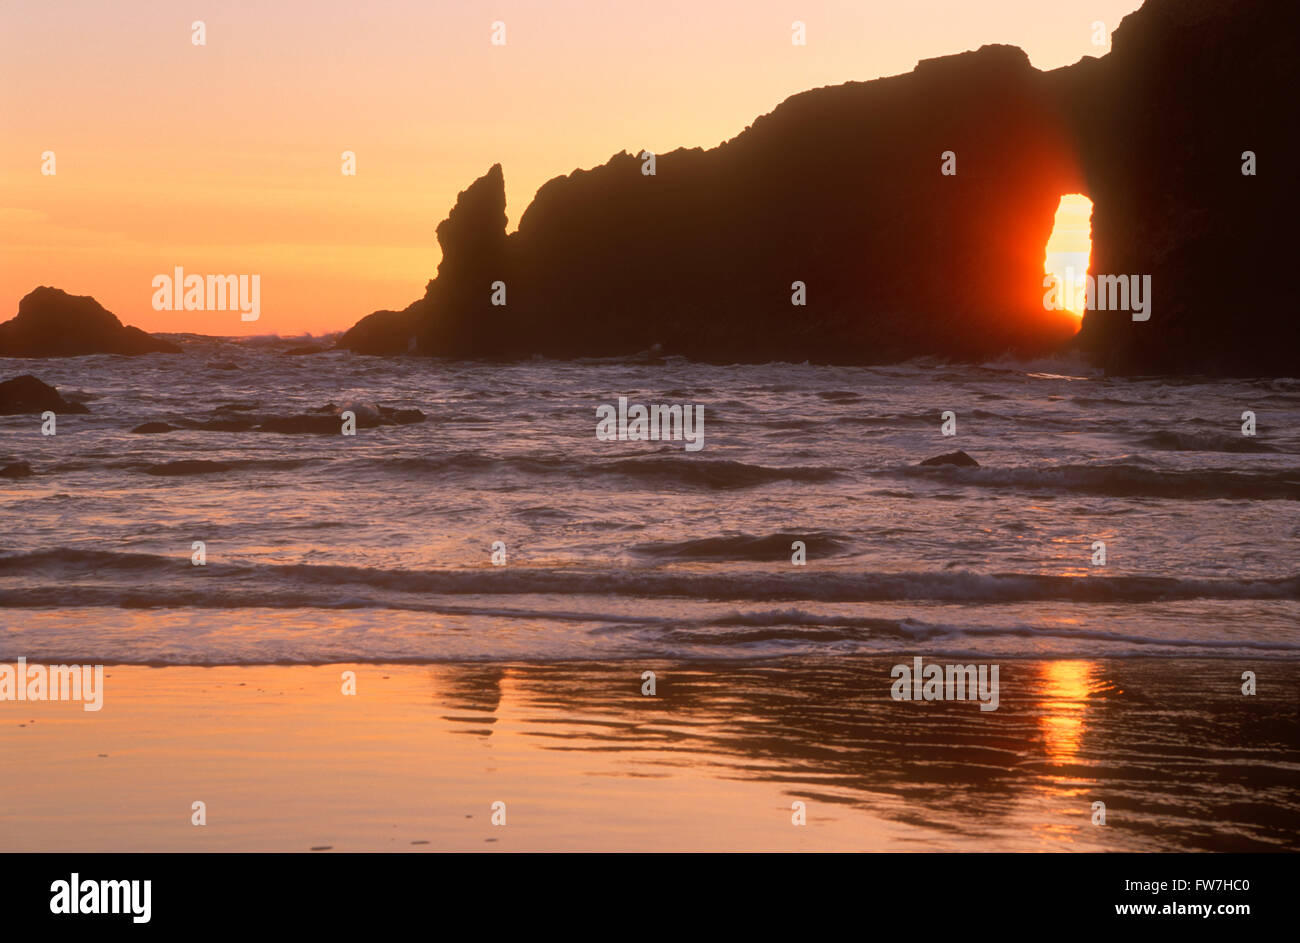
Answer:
[0,374,89,415]
[340,0,1296,375]
[0,287,181,357]
[417,164,511,357]
[1062,0,1298,375]
[338,166,510,356]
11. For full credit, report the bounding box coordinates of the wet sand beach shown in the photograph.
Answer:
[3,657,1295,852]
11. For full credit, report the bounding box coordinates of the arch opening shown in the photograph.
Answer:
[1043,194,1093,319]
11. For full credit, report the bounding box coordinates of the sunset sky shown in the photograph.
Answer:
[0,0,1140,336]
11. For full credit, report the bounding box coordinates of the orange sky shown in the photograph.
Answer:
[0,0,1140,336]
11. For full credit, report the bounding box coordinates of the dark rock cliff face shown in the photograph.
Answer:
[0,287,181,357]
[1063,0,1298,375]
[339,0,1296,375]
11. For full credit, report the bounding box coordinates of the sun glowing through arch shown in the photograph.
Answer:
[1044,194,1094,317]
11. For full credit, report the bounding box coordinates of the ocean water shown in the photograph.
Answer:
[2,338,1298,666]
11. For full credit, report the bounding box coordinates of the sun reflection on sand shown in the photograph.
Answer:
[1036,660,1096,764]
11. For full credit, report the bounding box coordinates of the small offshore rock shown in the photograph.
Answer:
[919,450,979,467]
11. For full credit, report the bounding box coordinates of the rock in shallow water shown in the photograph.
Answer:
[0,374,90,415]
[919,450,979,467]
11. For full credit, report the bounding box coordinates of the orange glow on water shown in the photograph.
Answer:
[1036,660,1096,763]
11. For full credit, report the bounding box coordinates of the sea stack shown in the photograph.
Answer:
[0,287,181,357]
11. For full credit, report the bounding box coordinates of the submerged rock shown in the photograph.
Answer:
[0,374,90,415]
[258,414,341,435]
[144,460,233,476]
[180,419,255,432]
[385,408,426,424]
[259,404,426,434]
[134,403,429,435]
[0,287,181,357]
[919,450,980,467]
[0,461,33,478]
